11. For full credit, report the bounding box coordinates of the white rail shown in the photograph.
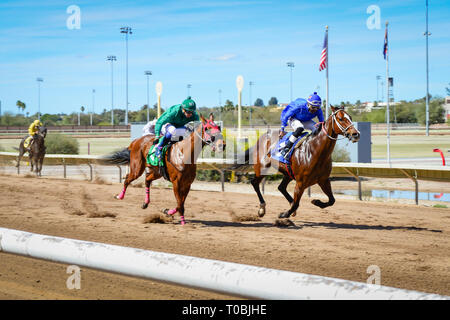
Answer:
[0,227,447,300]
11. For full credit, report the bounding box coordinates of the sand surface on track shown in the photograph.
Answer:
[0,174,449,299]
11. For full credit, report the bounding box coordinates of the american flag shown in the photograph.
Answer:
[383,25,388,59]
[319,30,328,71]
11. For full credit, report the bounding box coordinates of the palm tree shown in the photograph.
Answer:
[16,100,25,114]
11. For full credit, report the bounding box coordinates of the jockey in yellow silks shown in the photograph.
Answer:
[24,119,43,150]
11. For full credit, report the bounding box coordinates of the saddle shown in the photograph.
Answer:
[271,131,309,164]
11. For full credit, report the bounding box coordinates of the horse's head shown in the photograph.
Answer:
[200,114,226,152]
[39,126,47,138]
[329,105,360,143]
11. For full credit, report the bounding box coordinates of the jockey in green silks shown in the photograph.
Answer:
[154,96,199,158]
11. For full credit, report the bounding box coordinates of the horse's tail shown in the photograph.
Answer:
[100,148,130,165]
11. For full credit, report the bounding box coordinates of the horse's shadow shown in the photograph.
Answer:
[188,219,302,230]
[297,220,442,233]
[187,219,442,233]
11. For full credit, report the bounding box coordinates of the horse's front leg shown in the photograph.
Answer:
[16,144,25,168]
[279,181,305,219]
[165,177,192,225]
[277,174,296,216]
[311,178,335,209]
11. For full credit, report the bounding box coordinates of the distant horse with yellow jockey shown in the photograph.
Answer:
[16,120,47,176]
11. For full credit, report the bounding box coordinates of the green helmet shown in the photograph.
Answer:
[181,96,196,112]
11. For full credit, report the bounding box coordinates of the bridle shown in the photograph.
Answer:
[321,109,356,141]
[194,120,222,146]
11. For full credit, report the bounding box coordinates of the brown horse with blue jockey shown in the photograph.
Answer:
[232,105,360,219]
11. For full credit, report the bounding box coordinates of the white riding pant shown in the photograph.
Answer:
[142,119,157,136]
[288,118,316,131]
[287,118,316,143]
[161,123,188,141]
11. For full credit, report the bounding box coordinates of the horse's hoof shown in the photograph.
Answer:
[114,194,122,200]
[142,202,149,209]
[291,211,297,217]
[257,208,266,217]
[164,208,177,216]
[278,211,290,219]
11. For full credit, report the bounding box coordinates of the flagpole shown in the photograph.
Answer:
[325,25,329,119]
[385,21,391,166]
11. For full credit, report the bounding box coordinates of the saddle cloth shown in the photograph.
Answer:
[146,137,171,167]
[270,131,309,164]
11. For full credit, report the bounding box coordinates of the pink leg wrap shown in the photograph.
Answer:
[145,187,150,204]
[167,208,177,215]
[117,188,126,200]
[180,216,186,226]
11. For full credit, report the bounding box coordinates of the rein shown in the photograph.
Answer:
[320,110,355,141]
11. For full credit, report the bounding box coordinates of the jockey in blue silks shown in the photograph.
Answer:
[279,92,324,158]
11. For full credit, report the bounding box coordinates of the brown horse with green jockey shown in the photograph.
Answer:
[104,97,225,225]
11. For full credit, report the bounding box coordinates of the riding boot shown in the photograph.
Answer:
[280,140,294,158]
[155,136,168,158]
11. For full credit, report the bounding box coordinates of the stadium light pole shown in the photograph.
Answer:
[425,0,431,136]
[145,71,152,122]
[287,62,294,102]
[107,55,117,125]
[36,78,43,121]
[120,26,132,125]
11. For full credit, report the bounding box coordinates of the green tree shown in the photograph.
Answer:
[254,98,264,107]
[446,83,450,95]
[268,97,278,106]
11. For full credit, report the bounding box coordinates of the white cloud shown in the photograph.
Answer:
[210,54,238,61]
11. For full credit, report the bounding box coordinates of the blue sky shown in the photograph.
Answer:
[0,0,449,117]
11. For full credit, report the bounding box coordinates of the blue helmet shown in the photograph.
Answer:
[307,92,321,107]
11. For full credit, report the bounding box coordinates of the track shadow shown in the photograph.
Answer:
[297,220,442,233]
[188,219,302,230]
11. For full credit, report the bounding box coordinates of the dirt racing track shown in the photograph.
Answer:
[0,174,449,299]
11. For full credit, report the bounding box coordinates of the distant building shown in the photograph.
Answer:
[444,96,450,120]
[361,101,401,112]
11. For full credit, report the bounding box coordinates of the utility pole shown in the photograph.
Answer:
[187,84,191,97]
[218,89,222,121]
[425,0,431,136]
[107,55,117,125]
[145,71,152,122]
[376,75,381,102]
[36,78,43,121]
[287,62,294,102]
[120,26,132,125]
[90,89,95,126]
[249,81,254,127]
